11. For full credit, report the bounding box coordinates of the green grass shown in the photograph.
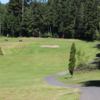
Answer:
[58,70,100,85]
[0,86,79,100]
[59,92,80,100]
[0,37,99,100]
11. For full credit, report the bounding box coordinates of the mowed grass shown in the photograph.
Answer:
[58,70,100,85]
[0,37,99,100]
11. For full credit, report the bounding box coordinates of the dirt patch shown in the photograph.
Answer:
[40,45,60,48]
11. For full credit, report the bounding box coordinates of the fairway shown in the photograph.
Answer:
[0,37,99,100]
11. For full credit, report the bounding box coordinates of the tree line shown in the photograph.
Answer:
[0,0,100,40]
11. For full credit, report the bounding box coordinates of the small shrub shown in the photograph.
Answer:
[76,50,100,71]
[4,39,8,41]
[76,50,86,68]
[42,32,52,38]
[0,47,4,55]
[95,30,100,40]
[19,39,23,42]
[68,43,76,76]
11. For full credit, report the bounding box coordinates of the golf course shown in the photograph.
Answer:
[0,37,99,100]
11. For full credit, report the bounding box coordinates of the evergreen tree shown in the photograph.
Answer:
[0,0,100,40]
[68,43,76,76]
[83,0,100,40]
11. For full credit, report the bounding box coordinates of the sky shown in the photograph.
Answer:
[0,0,9,4]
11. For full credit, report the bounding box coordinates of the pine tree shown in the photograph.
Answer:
[83,0,100,40]
[68,43,76,76]
[0,0,100,40]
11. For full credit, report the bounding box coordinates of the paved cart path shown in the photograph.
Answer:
[44,72,100,100]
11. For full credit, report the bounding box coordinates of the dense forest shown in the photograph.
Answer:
[0,0,100,40]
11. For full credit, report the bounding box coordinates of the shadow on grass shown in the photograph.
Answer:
[81,80,100,87]
[96,44,100,49]
[96,53,100,58]
[93,44,100,49]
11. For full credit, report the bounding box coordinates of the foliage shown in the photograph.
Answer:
[68,43,76,76]
[76,49,88,69]
[76,48,100,71]
[0,0,100,40]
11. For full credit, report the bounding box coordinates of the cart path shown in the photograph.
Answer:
[44,72,100,100]
[80,87,100,100]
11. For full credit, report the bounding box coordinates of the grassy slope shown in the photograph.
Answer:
[0,37,99,100]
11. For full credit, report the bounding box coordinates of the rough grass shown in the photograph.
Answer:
[0,37,99,100]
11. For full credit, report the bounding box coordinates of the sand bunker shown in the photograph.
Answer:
[40,45,60,48]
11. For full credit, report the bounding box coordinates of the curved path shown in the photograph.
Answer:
[44,72,100,100]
